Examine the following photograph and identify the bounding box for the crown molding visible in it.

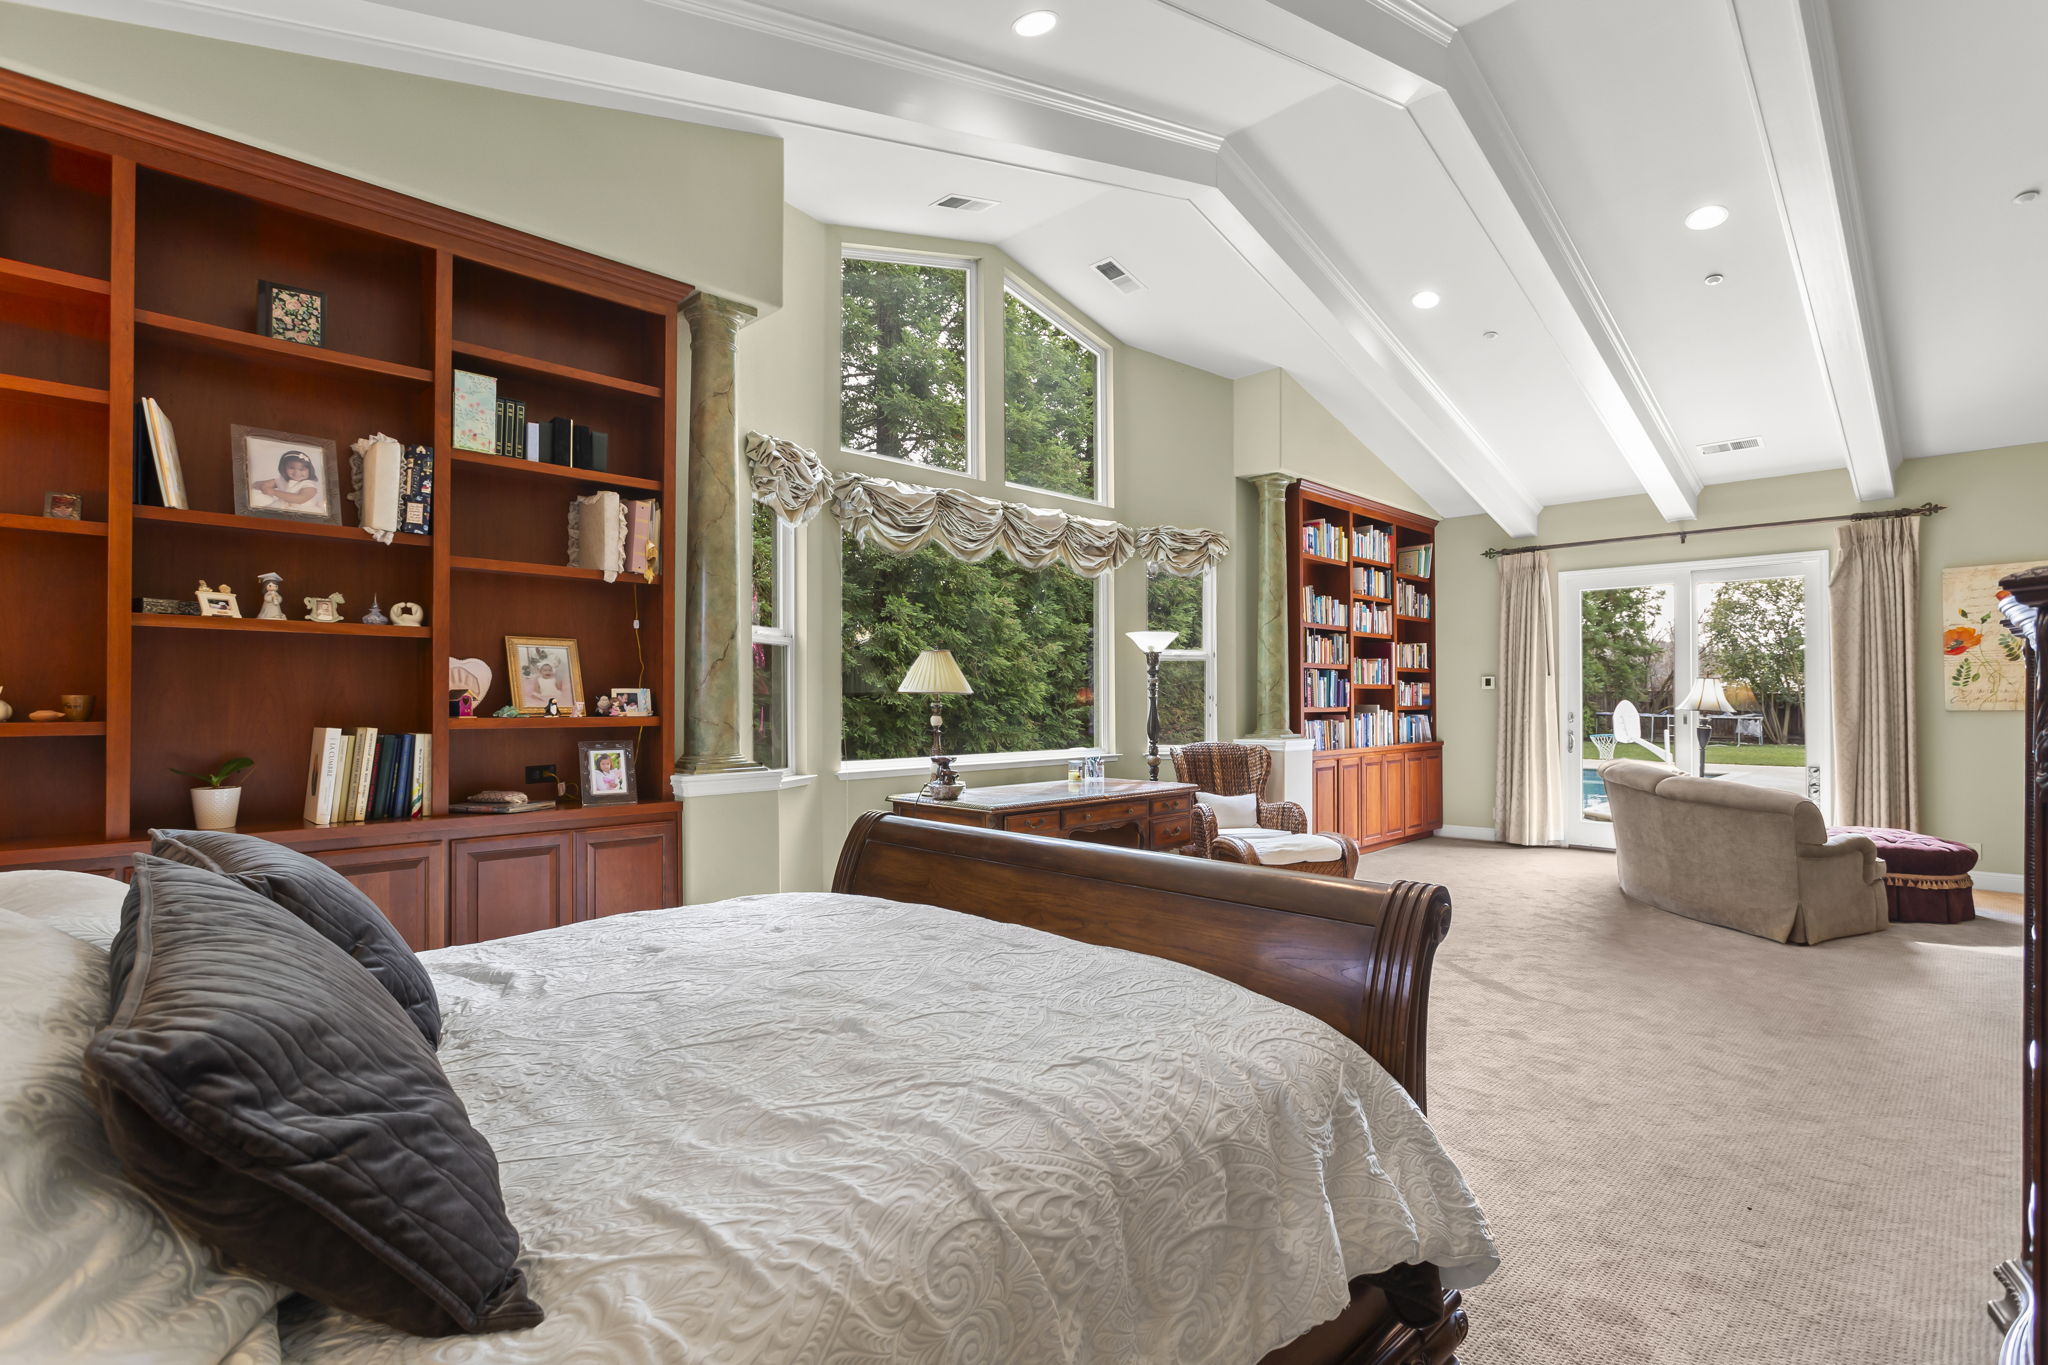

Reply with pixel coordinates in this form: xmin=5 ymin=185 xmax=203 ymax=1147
xmin=1368 ymin=0 xmax=1460 ymax=46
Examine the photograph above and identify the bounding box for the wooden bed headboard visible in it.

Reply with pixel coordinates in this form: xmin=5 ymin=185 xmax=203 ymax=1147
xmin=833 ymin=813 xmax=1453 ymax=1110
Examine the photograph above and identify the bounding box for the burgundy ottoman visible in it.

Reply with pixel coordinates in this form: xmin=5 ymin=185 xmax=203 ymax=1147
xmin=1827 ymin=826 xmax=1977 ymax=923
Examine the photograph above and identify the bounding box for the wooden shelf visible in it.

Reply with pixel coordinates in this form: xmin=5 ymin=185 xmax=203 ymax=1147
xmin=0 ymin=371 xmax=108 ymax=406
xmin=1395 ymin=613 xmax=1433 ymax=623
xmin=1396 ymin=571 xmax=1431 ymax=582
xmin=135 ymin=505 xmax=433 ymax=548
xmin=451 ymin=555 xmax=654 ymax=584
xmin=0 ymin=255 xmax=109 ymax=303
xmin=1354 ymin=630 xmax=1394 ymax=640
xmin=450 ymin=450 xmax=661 ymax=492
xmin=451 ymin=339 xmax=662 ymax=397
xmin=137 ymin=310 xmax=433 ymax=382
xmin=1303 ymin=705 xmax=1349 ymax=714
xmin=450 ymin=715 xmax=659 ymax=730
xmin=1354 ymin=594 xmax=1392 ymax=604
xmin=0 ymin=722 xmax=105 ymax=738
xmin=1306 ymin=622 xmax=1348 ymax=632
xmin=0 ymin=511 xmax=107 ymax=537
xmin=133 ymin=613 xmax=430 ymax=640
xmin=1301 ymin=551 xmax=1348 ymax=566
xmin=1353 ymin=557 xmax=1392 ymax=568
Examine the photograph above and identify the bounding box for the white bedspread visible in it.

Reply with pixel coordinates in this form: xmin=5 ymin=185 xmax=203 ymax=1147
xmin=273 ymin=891 xmax=1495 ymax=1365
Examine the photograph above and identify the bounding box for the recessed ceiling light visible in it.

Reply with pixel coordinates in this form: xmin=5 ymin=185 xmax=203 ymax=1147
xmin=1012 ymin=10 xmax=1057 ymax=36
xmin=1411 ymin=290 xmax=1441 ymax=309
xmin=1685 ymin=204 xmax=1730 ymax=230
xmin=1482 ymin=330 xmax=1499 ymax=340
xmin=2017 ymin=189 xmax=2042 ymax=204
xmin=1704 ymin=273 xmax=1726 ymax=286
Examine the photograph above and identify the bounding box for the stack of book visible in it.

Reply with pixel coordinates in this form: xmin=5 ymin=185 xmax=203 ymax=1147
xmin=1304 ymin=631 xmax=1349 ymax=665
xmin=1305 ymin=717 xmax=1350 ymax=752
xmin=1354 ymin=656 xmax=1391 ymax=685
xmin=1354 ymin=706 xmax=1397 ymax=748
xmin=454 ymin=370 xmax=609 ymax=471
xmin=304 ymin=727 xmax=431 ymax=825
xmin=1355 ymin=524 xmax=1392 ymax=563
xmin=1302 ymin=519 xmax=1349 ymax=559
xmin=352 ymin=439 xmax=433 ymax=538
xmin=1395 ymin=582 xmax=1432 ymax=619
xmin=1400 ymin=712 xmax=1435 ymax=743
xmin=568 ymin=493 xmax=662 ymax=578
xmin=1398 ymin=680 xmax=1433 ymax=707
xmin=1355 ymin=601 xmax=1393 ymax=634
xmin=1353 ymin=564 xmax=1392 ymax=599
xmin=1304 ymin=670 xmax=1351 ymax=709
xmin=1303 ymin=589 xmax=1348 ymax=628
xmin=1396 ymin=641 xmax=1430 ymax=669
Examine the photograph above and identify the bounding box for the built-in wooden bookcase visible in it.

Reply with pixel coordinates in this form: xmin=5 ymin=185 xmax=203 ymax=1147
xmin=1286 ymin=480 xmax=1443 ymax=850
xmin=0 ymin=72 xmax=686 ymax=939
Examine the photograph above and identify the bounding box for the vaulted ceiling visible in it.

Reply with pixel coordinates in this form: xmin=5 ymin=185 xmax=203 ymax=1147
xmin=41 ymin=0 xmax=2044 ymax=533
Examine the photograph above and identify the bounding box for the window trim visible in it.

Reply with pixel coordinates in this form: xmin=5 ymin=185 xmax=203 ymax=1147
xmin=1154 ymin=565 xmax=1218 ymax=744
xmin=1000 ymin=278 xmax=1112 ymax=506
xmin=750 ymin=505 xmax=797 ymax=773
xmin=838 ymin=245 xmax=981 ymax=479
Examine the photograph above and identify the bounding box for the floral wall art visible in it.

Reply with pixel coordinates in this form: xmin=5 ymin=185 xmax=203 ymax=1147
xmin=1940 ymin=562 xmax=2032 ymax=711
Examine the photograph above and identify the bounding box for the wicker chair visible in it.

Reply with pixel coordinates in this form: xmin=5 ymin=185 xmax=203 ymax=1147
xmin=1170 ymin=742 xmax=1308 ymax=858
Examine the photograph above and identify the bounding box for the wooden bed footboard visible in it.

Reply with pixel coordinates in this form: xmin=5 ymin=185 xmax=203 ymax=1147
xmin=833 ymin=812 xmax=1453 ymax=1110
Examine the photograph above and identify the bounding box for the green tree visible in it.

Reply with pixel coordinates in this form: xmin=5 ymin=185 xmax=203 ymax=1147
xmin=750 ymin=502 xmax=776 ymax=628
xmin=840 ymin=258 xmax=968 ymax=469
xmin=1700 ymin=577 xmax=1805 ymax=744
xmin=841 ymin=539 xmax=1096 ymax=761
xmin=1004 ymin=291 xmax=1097 ymax=497
xmin=1146 ymin=568 xmax=1206 ymax=746
xmin=1580 ymin=585 xmax=1669 ymax=739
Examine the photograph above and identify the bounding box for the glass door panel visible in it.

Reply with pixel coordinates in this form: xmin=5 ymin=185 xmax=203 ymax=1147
xmin=1690 ymin=573 xmax=1813 ymax=801
xmin=1572 ymin=584 xmax=1675 ymax=839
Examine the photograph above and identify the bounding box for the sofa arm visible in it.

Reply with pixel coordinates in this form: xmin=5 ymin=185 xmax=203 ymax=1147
xmin=1800 ymin=832 xmax=1885 ymax=883
xmin=1260 ymin=800 xmax=1308 ymax=835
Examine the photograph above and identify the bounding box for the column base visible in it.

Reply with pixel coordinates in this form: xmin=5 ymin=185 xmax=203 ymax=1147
xmin=673 ymin=754 xmax=764 ymax=776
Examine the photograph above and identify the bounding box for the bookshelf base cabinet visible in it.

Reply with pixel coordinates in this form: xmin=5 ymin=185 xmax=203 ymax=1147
xmin=1313 ymin=743 xmax=1443 ymax=850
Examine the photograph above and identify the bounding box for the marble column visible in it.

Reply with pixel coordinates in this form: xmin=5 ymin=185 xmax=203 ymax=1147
xmin=1245 ymin=472 xmax=1299 ymax=738
xmin=676 ymin=291 xmax=762 ymax=775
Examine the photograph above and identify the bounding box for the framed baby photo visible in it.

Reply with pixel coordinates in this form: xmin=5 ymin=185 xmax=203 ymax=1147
xmin=231 ymin=426 xmax=341 ymax=524
xmin=578 ymin=739 xmax=638 ymax=805
xmin=257 ymin=280 xmax=325 ymax=347
xmin=504 ymin=635 xmax=585 ymax=716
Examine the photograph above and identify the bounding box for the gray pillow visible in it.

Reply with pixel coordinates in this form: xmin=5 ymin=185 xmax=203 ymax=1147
xmin=149 ymin=830 xmax=440 ymax=1047
xmin=88 ymin=855 xmax=541 ymax=1338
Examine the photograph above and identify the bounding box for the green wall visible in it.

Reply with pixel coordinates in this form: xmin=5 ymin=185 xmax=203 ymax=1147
xmin=1437 ymin=444 xmax=2048 ymax=876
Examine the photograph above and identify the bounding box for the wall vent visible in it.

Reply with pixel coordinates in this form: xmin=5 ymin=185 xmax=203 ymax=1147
xmin=1092 ymin=257 xmax=1144 ymax=294
xmin=931 ymin=193 xmax=996 ymax=212
xmin=1697 ymin=435 xmax=1763 ymax=456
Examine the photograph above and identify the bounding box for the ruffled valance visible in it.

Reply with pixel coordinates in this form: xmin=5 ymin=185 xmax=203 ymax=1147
xmin=743 ymin=432 xmax=1229 ymax=577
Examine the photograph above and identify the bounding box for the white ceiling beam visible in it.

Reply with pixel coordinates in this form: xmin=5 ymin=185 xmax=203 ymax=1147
xmin=1726 ymin=0 xmax=1898 ymax=502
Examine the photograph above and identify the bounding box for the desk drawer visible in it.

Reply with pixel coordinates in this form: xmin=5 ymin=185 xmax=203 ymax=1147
xmin=1002 ymin=810 xmax=1063 ymax=835
xmin=1150 ymin=816 xmax=1193 ymax=849
xmin=1064 ymin=800 xmax=1148 ymax=828
xmin=1150 ymin=793 xmax=1192 ymax=816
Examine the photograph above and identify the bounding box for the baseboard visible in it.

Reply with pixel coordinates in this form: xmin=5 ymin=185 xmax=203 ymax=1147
xmin=1435 ymin=825 xmax=1499 ymax=843
xmin=1974 ymin=870 xmax=2024 ymax=895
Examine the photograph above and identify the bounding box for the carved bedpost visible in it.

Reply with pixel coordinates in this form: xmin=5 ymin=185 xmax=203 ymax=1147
xmin=1355 ymin=880 xmax=1452 ymax=1113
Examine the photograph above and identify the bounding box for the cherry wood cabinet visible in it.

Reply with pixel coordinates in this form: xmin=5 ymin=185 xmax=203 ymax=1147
xmin=574 ymin=820 xmax=676 ymax=920
xmin=1312 ymin=743 xmax=1444 ymax=851
xmin=451 ymin=829 xmax=573 ymax=945
xmin=318 ymin=840 xmax=446 ymax=951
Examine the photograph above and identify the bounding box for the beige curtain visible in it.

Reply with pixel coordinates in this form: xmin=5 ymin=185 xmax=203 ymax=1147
xmin=1494 ymin=551 xmax=1564 ymax=846
xmin=1831 ymin=517 xmax=1920 ymax=828
xmin=744 ymin=431 xmax=833 ymax=527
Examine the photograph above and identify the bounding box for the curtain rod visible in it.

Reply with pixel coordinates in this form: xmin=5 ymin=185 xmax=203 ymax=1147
xmin=1480 ymin=501 xmax=1945 ymax=560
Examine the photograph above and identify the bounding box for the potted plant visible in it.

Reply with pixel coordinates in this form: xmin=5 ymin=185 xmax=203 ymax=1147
xmin=174 ymin=757 xmax=254 ymax=830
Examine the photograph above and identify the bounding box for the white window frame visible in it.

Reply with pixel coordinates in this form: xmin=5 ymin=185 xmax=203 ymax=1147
xmin=838 ymin=245 xmax=981 ymax=479
xmin=1153 ymin=565 xmax=1217 ymax=744
xmin=750 ymin=505 xmax=797 ymax=773
xmin=1001 ymin=278 xmax=1112 ymax=506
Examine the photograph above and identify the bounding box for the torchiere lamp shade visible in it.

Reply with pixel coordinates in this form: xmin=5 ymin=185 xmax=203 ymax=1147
xmin=1125 ymin=630 xmax=1179 ymax=655
xmin=1677 ymin=678 xmax=1734 ymax=714
xmin=899 ymin=649 xmax=973 ymax=696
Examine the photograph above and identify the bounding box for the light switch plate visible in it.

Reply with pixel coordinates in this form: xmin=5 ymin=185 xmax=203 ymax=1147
xmin=1481 ymin=674 xmax=1497 ymax=690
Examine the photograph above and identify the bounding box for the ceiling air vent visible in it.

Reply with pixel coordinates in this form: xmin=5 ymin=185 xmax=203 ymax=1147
xmin=1697 ymin=436 xmax=1763 ymax=457
xmin=1092 ymin=257 xmax=1144 ymax=294
xmin=931 ymin=193 xmax=996 ymax=212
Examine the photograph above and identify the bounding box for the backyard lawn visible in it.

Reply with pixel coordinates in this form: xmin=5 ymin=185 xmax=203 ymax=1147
xmin=1583 ymin=742 xmax=1805 ymax=766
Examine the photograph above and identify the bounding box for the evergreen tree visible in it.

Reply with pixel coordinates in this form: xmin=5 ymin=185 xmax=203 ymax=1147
xmin=839 ymin=259 xmax=968 ymax=469
xmin=1146 ymin=568 xmax=1207 ymax=745
xmin=1579 ymin=585 xmax=1670 ymax=741
xmin=1003 ymin=292 xmax=1097 ymax=497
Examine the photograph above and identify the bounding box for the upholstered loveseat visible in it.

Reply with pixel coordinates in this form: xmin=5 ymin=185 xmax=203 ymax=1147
xmin=1600 ymin=760 xmax=1888 ymax=945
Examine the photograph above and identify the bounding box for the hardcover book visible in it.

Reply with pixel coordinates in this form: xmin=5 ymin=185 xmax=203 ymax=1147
xmin=452 ymin=370 xmax=497 ymax=453
xmin=547 ymin=416 xmax=575 ymax=466
xmin=399 ymin=446 xmax=433 ymax=535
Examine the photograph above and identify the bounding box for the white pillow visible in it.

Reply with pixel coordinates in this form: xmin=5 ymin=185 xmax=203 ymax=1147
xmin=0 ymin=907 xmax=283 ymax=1361
xmin=1196 ymin=791 xmax=1259 ymax=829
xmin=0 ymin=868 xmax=128 ymax=950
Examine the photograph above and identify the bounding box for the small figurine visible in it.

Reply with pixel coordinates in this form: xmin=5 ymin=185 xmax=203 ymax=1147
xmin=449 ymin=689 xmax=477 ymax=719
xmin=390 ymin=601 xmax=425 ymax=628
xmin=360 ymin=596 xmax=390 ymax=626
xmin=543 ymin=698 xmax=561 ymax=717
xmin=195 ymin=581 xmax=241 ymax=618
xmin=491 ymin=704 xmax=520 ymax=718
xmin=303 ymin=592 xmax=345 ymax=624
xmin=255 ymin=572 xmax=286 ymax=621
xmin=593 ymin=694 xmax=615 ymax=717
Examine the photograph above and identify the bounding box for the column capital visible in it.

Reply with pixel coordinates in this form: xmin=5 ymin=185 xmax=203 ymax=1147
xmin=682 ymin=291 xmax=757 ymax=333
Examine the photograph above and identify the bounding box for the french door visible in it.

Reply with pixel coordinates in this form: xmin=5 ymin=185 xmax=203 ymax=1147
xmin=1559 ymin=551 xmax=1830 ymax=849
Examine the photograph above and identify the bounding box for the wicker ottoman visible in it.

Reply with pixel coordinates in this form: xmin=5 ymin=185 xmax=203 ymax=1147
xmin=1827 ymin=826 xmax=1977 ymax=923
xmin=1211 ymin=831 xmax=1360 ymax=879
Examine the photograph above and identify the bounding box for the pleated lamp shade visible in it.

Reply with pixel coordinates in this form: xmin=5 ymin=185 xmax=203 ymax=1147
xmin=1677 ymin=677 xmax=1734 ymax=714
xmin=898 ymin=649 xmax=973 ymax=695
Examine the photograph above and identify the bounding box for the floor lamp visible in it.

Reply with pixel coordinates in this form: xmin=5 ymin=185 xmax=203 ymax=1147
xmin=1125 ymin=630 xmax=1179 ymax=781
xmin=1676 ymin=677 xmax=1733 ymax=777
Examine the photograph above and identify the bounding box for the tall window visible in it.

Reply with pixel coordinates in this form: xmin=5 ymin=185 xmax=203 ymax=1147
xmin=839 ymin=251 xmax=971 ymax=472
xmin=1147 ymin=565 xmax=1215 ymax=747
xmin=751 ymin=502 xmax=793 ymax=769
xmin=1004 ymin=285 xmax=1104 ymax=500
xmin=841 ymin=539 xmax=1099 ymax=762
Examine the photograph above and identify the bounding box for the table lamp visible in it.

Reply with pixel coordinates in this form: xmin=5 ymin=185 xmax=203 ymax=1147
xmin=899 ymin=649 xmax=972 ymax=800
xmin=1125 ymin=630 xmax=1179 ymax=781
xmin=1676 ymin=677 xmax=1733 ymax=777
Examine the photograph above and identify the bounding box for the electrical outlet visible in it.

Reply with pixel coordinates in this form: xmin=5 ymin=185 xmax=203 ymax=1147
xmin=525 ymin=764 xmax=558 ymax=785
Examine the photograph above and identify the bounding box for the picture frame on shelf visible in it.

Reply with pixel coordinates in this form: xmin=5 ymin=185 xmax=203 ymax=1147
xmin=504 ymin=635 xmax=584 ymax=716
xmin=139 ymin=397 xmax=188 ymax=510
xmin=194 ymin=581 xmax=241 ymax=618
xmin=609 ymin=687 xmax=654 ymax=717
xmin=42 ymin=491 xmax=81 ymax=520
xmin=578 ymin=739 xmax=637 ymax=805
xmin=256 ymin=280 xmax=325 ymax=347
xmin=232 ymin=426 xmax=341 ymax=524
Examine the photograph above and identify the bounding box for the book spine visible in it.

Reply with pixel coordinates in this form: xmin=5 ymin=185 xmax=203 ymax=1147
xmin=588 ymin=430 xmax=608 ymax=473
xmin=409 ymin=734 xmax=429 ymax=819
xmin=548 ymin=416 xmax=574 ymax=466
xmin=514 ymin=402 xmax=527 ymax=460
xmin=304 ymin=728 xmax=343 ymax=824
xmin=350 ymin=727 xmax=379 ymax=822
xmin=525 ymin=422 xmax=541 ymax=463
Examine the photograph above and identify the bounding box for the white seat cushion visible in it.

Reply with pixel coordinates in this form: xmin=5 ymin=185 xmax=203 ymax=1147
xmin=1219 ymin=828 xmax=1346 ymax=864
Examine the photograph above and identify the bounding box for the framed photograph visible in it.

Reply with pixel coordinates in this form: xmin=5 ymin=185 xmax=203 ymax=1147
xmin=257 ymin=280 xmax=325 ymax=347
xmin=608 ymin=687 xmax=655 ymax=717
xmin=42 ymin=491 xmax=82 ymax=520
xmin=232 ymin=426 xmax=341 ymax=525
xmin=504 ymin=635 xmax=584 ymax=716
xmin=578 ymin=739 xmax=637 ymax=805
xmin=195 ymin=582 xmax=241 ymax=618
xmin=140 ymin=397 xmax=188 ymax=510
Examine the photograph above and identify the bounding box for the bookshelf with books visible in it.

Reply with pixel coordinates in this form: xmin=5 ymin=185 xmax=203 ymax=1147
xmin=0 ymin=73 xmax=680 ymax=944
xmin=1286 ymin=480 xmax=1442 ymax=851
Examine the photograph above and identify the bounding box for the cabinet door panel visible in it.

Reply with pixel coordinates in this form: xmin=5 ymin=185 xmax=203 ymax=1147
xmin=1313 ymin=759 xmax=1339 ymax=837
xmin=315 ymin=841 xmax=446 ymax=951
xmin=574 ymin=821 xmax=676 ymax=920
xmin=451 ymin=831 xmax=571 ymax=945
xmin=1359 ymin=753 xmax=1386 ymax=839
xmin=1410 ymin=752 xmax=1442 ymax=832
xmin=1381 ymin=755 xmax=1409 ymax=841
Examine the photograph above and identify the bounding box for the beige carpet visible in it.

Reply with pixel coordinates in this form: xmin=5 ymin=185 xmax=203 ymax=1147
xmin=1352 ymin=838 xmax=2020 ymax=1365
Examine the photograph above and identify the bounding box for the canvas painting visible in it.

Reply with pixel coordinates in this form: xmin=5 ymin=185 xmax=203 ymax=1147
xmin=1941 ymin=561 xmax=2032 ymax=710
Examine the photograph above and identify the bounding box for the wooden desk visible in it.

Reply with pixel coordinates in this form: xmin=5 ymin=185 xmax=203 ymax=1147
xmin=888 ymin=779 xmax=1197 ymax=853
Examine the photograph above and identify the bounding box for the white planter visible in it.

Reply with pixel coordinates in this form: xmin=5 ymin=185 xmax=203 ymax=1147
xmin=190 ymin=787 xmax=242 ymax=831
